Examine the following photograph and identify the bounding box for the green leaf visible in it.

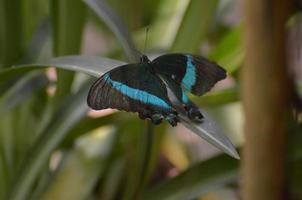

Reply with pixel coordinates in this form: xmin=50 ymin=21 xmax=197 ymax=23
xmin=99 ymin=157 xmax=125 ymax=200
xmin=208 ymin=27 xmax=243 ymax=73
xmin=196 ymin=87 xmax=239 ymax=107
xmin=8 ymin=81 xmax=91 ymax=200
xmin=179 ymin=107 xmax=239 ymax=159
xmin=51 ymin=0 xmax=87 ymax=102
xmin=0 ymin=72 xmax=48 ymax=114
xmin=121 ymin=121 xmax=166 ymax=200
xmin=143 ymin=153 xmax=239 ymax=200
xmin=171 ymin=0 xmax=219 ymax=53
xmin=0 ymin=0 xmax=23 ymax=68
xmin=0 ymin=56 xmax=125 ymax=86
xmin=22 ymin=20 xmax=52 ymax=64
xmin=40 ymin=127 xmax=116 ymax=200
xmin=146 ymin=0 xmax=190 ymax=49
xmin=62 ymin=114 xmax=117 ymax=147
xmin=84 ymin=0 xmax=140 ymax=62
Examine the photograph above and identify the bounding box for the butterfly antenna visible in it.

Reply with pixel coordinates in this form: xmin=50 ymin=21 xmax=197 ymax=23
xmin=143 ymin=27 xmax=149 ymax=55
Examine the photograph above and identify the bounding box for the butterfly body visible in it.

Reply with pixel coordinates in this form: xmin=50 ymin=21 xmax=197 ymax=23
xmin=87 ymin=53 xmax=226 ymax=126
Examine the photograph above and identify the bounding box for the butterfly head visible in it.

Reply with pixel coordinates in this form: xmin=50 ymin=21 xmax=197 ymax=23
xmin=140 ymin=55 xmax=150 ymax=63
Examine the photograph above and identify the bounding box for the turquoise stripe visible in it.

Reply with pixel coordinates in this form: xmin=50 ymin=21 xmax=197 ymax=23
xmin=181 ymin=91 xmax=189 ymax=103
xmin=182 ymin=55 xmax=196 ymax=90
xmin=104 ymin=74 xmax=171 ymax=109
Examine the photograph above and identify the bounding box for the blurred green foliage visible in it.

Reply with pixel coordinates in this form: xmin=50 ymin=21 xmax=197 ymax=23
xmin=0 ymin=0 xmax=301 ymax=200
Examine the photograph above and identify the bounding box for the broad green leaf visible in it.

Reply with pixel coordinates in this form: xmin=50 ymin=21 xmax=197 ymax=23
xmin=0 ymin=56 xmax=125 ymax=86
xmin=167 ymin=86 xmax=239 ymax=159
xmin=171 ymin=0 xmax=219 ymax=53
xmin=142 ymin=153 xmax=239 ymax=200
xmin=179 ymin=108 xmax=239 ymax=159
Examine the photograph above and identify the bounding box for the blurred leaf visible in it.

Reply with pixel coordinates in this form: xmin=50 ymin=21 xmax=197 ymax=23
xmin=147 ymin=0 xmax=190 ymax=49
xmin=140 ymin=123 xmax=167 ymax=187
xmin=40 ymin=127 xmax=115 ymax=200
xmin=62 ymin=114 xmax=117 ymax=146
xmin=209 ymin=27 xmax=243 ymax=73
xmin=141 ymin=0 xmax=162 ymax=24
xmin=196 ymin=87 xmax=239 ymax=107
xmin=84 ymin=0 xmax=140 ymax=62
xmin=0 ymin=112 xmax=14 ymax=199
xmin=21 ymin=0 xmax=49 ymax=47
xmin=51 ymin=0 xmax=87 ymax=103
xmin=171 ymin=0 xmax=219 ymax=53
xmin=8 ymin=81 xmax=91 ymax=200
xmin=288 ymin=121 xmax=302 ymax=199
xmin=22 ymin=20 xmax=52 ymax=63
xmin=99 ymin=157 xmax=125 ymax=200
xmin=179 ymin=108 xmax=239 ymax=159
xmin=143 ymin=153 xmax=239 ymax=200
xmin=0 ymin=0 xmax=23 ymax=68
xmin=107 ymin=0 xmax=143 ymax=30
xmin=162 ymin=131 xmax=189 ymax=169
xmin=0 ymin=55 xmax=126 ymax=86
xmin=0 ymin=72 xmax=48 ymax=114
xmin=123 ymin=122 xmax=166 ymax=199
xmin=118 ymin=119 xmax=146 ymax=200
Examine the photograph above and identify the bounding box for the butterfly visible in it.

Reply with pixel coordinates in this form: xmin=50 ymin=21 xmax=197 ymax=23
xmin=87 ymin=53 xmax=226 ymax=126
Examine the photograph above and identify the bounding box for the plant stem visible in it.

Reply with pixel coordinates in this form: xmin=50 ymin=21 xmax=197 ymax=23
xmin=241 ymin=0 xmax=294 ymax=199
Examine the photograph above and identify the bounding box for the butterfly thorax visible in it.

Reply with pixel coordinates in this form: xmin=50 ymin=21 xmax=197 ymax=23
xmin=140 ymin=55 xmax=151 ymax=63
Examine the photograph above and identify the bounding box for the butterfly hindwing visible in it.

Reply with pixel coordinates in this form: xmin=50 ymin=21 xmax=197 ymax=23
xmin=151 ymin=53 xmax=227 ymax=96
xmin=161 ymin=74 xmax=203 ymax=121
xmin=87 ymin=64 xmax=179 ymax=126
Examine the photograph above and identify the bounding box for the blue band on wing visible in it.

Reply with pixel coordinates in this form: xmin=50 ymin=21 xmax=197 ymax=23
xmin=104 ymin=74 xmax=171 ymax=109
xmin=181 ymin=91 xmax=189 ymax=104
xmin=182 ymin=55 xmax=196 ymax=90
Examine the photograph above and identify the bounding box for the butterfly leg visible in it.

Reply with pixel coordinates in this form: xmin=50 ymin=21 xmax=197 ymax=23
xmin=150 ymin=113 xmax=163 ymax=125
xmin=165 ymin=112 xmax=179 ymax=127
xmin=184 ymin=104 xmax=204 ymax=121
xmin=138 ymin=110 xmax=150 ymax=120
xmin=180 ymin=90 xmax=203 ymax=121
xmin=162 ymin=77 xmax=203 ymax=121
xmin=139 ymin=110 xmax=164 ymax=125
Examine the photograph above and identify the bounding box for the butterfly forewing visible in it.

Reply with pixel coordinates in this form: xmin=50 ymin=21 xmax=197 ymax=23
xmin=151 ymin=53 xmax=227 ymax=96
xmin=87 ymin=64 xmax=175 ymax=118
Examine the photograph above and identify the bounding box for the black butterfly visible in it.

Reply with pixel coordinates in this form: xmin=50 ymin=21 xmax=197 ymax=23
xmin=87 ymin=53 xmax=226 ymax=126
